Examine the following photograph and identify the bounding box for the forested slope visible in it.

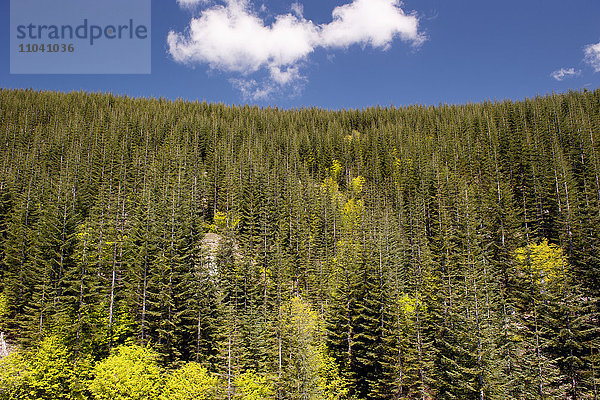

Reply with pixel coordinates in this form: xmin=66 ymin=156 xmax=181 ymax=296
xmin=0 ymin=88 xmax=600 ymax=399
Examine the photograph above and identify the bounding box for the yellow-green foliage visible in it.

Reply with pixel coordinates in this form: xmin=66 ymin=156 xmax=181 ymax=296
xmin=514 ymin=239 xmax=567 ymax=287
xmin=0 ymin=293 xmax=8 ymax=329
xmin=343 ymin=130 xmax=361 ymax=144
xmin=281 ymin=297 xmax=322 ymax=399
xmin=320 ymin=159 xmax=345 ymax=212
xmin=322 ymin=176 xmax=339 ymax=195
xmin=315 ymin=345 xmax=348 ymax=400
xmin=398 ymin=293 xmax=425 ymax=315
xmin=330 ymin=159 xmax=343 ymax=180
xmin=350 ymin=176 xmax=365 ymax=197
xmin=233 ymin=371 xmax=274 ymax=400
xmin=89 ymin=345 xmax=160 ymax=400
xmin=321 ymin=177 xmax=345 ymax=211
xmin=284 ymin=296 xmax=320 ymax=337
xmin=214 ymin=211 xmax=228 ymax=231
xmin=0 ymin=336 xmax=86 ymax=400
xmin=210 ymin=210 xmax=240 ymax=233
xmin=0 ymin=352 xmax=28 ymax=400
xmin=281 ymin=297 xmax=347 ymax=400
xmin=342 ymin=198 xmax=363 ymax=232
xmin=27 ymin=337 xmax=83 ymax=400
xmin=160 ymin=363 xmax=221 ymax=400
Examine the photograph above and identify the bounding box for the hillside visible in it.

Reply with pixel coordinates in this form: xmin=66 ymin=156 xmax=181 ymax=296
xmin=0 ymin=88 xmax=599 ymax=399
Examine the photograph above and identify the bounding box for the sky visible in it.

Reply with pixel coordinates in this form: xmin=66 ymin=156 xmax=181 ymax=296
xmin=2 ymin=0 xmax=600 ymax=109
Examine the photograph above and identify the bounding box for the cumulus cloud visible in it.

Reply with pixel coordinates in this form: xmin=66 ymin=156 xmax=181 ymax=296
xmin=168 ymin=0 xmax=424 ymax=99
xmin=320 ymin=0 xmax=423 ymax=49
xmin=551 ymin=67 xmax=581 ymax=81
xmin=168 ymin=3 xmax=318 ymax=74
xmin=584 ymin=42 xmax=600 ymax=72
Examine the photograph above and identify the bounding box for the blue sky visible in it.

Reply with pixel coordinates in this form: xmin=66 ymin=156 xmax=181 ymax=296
xmin=2 ymin=0 xmax=600 ymax=109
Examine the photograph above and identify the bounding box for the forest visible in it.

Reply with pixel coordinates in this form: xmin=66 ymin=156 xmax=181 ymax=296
xmin=0 ymin=88 xmax=599 ymax=399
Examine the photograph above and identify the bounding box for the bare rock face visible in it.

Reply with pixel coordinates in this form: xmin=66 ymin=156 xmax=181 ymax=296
xmin=0 ymin=332 xmax=11 ymax=358
xmin=202 ymin=232 xmax=222 ymax=254
xmin=202 ymin=232 xmax=222 ymax=277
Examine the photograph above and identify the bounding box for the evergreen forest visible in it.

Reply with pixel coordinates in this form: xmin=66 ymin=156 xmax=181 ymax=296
xmin=1 ymin=88 xmax=600 ymax=399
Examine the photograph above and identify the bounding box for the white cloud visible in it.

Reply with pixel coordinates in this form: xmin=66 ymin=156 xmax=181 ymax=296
xmin=551 ymin=67 xmax=581 ymax=81
xmin=176 ymin=0 xmax=211 ymax=8
xmin=168 ymin=2 xmax=318 ymax=75
xmin=230 ymin=73 xmax=304 ymax=100
xmin=290 ymin=2 xmax=303 ymax=18
xmin=230 ymin=78 xmax=276 ymax=100
xmin=584 ymin=42 xmax=600 ymax=72
xmin=269 ymin=65 xmax=302 ymax=85
xmin=321 ymin=0 xmax=424 ymax=49
xmin=168 ymin=0 xmax=424 ymax=98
